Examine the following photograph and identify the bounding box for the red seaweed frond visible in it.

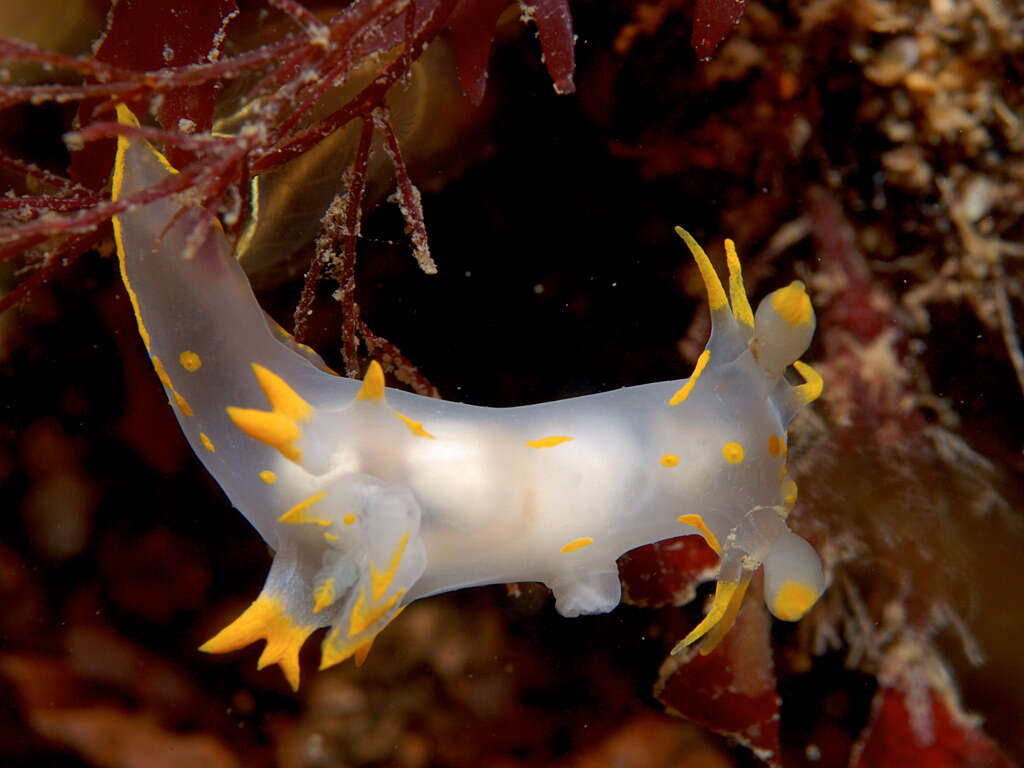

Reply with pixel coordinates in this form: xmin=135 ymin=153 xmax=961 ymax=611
xmin=0 ymin=0 xmax=577 ymax=344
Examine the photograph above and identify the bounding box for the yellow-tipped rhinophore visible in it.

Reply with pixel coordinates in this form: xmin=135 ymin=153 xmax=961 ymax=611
xmin=676 ymin=227 xmax=727 ymax=312
xmin=724 ymin=239 xmax=754 ymax=329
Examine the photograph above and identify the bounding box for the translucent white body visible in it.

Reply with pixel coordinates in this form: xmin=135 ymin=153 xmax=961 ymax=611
xmin=111 ymin=106 xmax=826 ymax=689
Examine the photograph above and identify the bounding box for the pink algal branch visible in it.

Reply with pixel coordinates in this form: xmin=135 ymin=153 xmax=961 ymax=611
xmin=0 ymin=229 xmax=107 ymax=313
xmin=1 ymin=0 xmax=577 ymax=321
xmin=295 ymin=118 xmax=375 ymax=375
xmin=375 ymin=107 xmax=435 ymax=274
xmin=0 ymin=0 xmax=576 ymax=397
xmin=357 ymin=316 xmax=442 ymax=398
xmin=292 ymin=109 xmax=439 ymax=397
xmin=253 ymin=0 xmax=461 ymax=170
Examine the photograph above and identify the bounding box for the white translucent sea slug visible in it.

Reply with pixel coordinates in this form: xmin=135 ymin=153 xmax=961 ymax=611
xmin=111 ymin=104 xmax=826 ymax=690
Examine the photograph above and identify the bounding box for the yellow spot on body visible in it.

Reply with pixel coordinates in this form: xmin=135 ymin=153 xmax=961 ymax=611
xmin=525 ymin=435 xmax=574 ymax=449
xmin=227 ymin=407 xmax=301 ymax=461
xmin=313 ymin=578 xmax=336 ymax=614
xmin=782 ymin=479 xmax=798 ymax=507
xmin=199 ymin=594 xmax=313 ymax=692
xmin=725 ymin=239 xmax=754 ymax=329
xmin=768 ymin=434 xmax=781 ymax=458
xmin=770 ymin=281 xmax=813 ymax=326
xmin=200 ymin=433 xmax=214 ymax=452
xmin=343 ymin=513 xmax=356 ymax=525
xmin=279 ymin=492 xmax=330 ymax=526
xmin=772 ymin=579 xmax=819 ymax=621
xmin=356 ymin=360 xmax=385 ymax=401
xmin=780 ymin=465 xmax=788 ymax=482
xmin=660 ymin=453 xmax=680 ymax=467
xmin=151 ymin=357 xmax=193 ymax=417
xmin=179 ymin=350 xmax=202 ymax=372
xmin=677 ymin=514 xmax=722 ymax=554
xmin=676 ymin=227 xmax=727 ymax=311
xmin=670 ymin=349 xmax=711 ymax=406
xmin=324 ymin=532 xmax=339 ymax=541
xmin=793 ymin=360 xmax=823 ymax=404
xmin=394 ymin=411 xmax=435 ymax=439
xmin=722 ymin=441 xmax=744 ymax=463
xmin=560 ymin=537 xmax=594 ymax=553
xmin=260 ymin=470 xmax=277 ymax=484
xmin=370 ymin=533 xmax=408 ymax=601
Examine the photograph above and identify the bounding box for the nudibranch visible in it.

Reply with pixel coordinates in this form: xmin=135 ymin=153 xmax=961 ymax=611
xmin=111 ymin=104 xmax=826 ymax=690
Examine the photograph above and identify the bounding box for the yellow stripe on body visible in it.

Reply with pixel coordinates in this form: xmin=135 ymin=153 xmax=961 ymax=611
xmin=669 ymin=350 xmax=710 ymax=406
xmin=560 ymin=537 xmax=594 ymax=553
xmin=278 ymin=492 xmax=330 ymax=525
xmin=525 ymin=435 xmax=573 ymax=449
xmin=677 ymin=514 xmax=722 ymax=553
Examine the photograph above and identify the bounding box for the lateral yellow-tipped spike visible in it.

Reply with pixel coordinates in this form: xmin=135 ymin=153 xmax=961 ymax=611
xmin=698 ymin=572 xmax=751 ymax=655
xmin=226 ymin=407 xmax=302 ymax=461
xmin=792 ymin=360 xmax=823 ymax=404
xmin=724 ymin=239 xmax=754 ymax=329
xmin=353 ymin=638 xmax=374 ymax=667
xmin=671 ymin=579 xmax=738 ymax=654
xmin=252 ymin=364 xmax=312 ymax=422
xmin=356 ymin=360 xmax=386 ymax=402
xmin=200 ymin=595 xmax=314 ymax=692
xmin=675 ymin=227 xmax=727 ymax=312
